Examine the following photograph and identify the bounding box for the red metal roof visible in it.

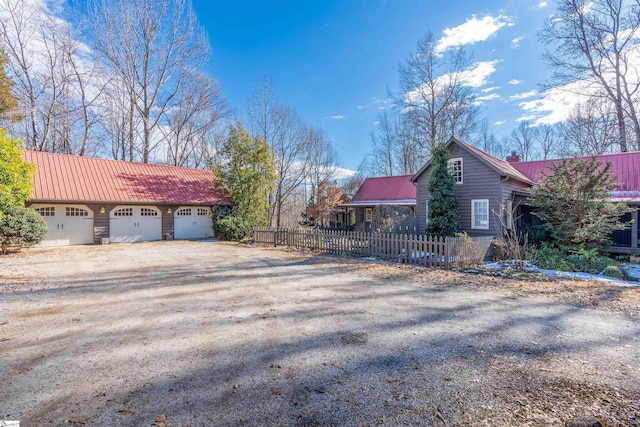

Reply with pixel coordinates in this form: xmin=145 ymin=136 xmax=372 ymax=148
xmin=23 ymin=150 xmax=231 ymax=205
xmin=511 ymin=152 xmax=640 ymax=192
xmin=346 ymin=174 xmax=416 ymax=205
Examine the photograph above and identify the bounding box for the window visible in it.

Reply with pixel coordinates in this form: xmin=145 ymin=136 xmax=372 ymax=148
xmin=365 ymin=208 xmax=373 ymax=222
xmin=336 ymin=213 xmax=344 ymax=226
xmin=176 ymin=208 xmax=192 ymax=216
xmin=471 ymin=199 xmax=489 ymax=230
xmin=114 ymin=208 xmax=133 ymax=217
xmin=66 ymin=207 xmax=88 ymax=217
xmin=35 ymin=206 xmax=55 ymax=216
xmin=140 ymin=208 xmax=158 ymax=217
xmin=447 ymin=158 xmax=463 ymax=184
xmin=197 ymin=208 xmax=209 ymax=216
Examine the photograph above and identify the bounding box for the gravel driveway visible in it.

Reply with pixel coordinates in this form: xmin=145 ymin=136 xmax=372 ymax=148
xmin=1 ymin=241 xmax=639 ymax=426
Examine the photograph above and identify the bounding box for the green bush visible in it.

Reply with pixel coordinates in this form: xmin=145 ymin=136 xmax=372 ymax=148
xmin=0 ymin=206 xmax=48 ymax=253
xmin=601 ymin=265 xmax=631 ymax=281
xmin=566 ymin=249 xmax=611 ymax=274
xmin=213 ymin=215 xmax=252 ymax=242
xmin=533 ymin=244 xmax=572 ymax=271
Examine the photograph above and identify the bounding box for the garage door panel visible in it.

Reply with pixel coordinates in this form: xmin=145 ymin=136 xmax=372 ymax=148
xmin=32 ymin=204 xmax=94 ymax=246
xmin=109 ymin=206 xmax=162 ymax=243
xmin=174 ymin=206 xmax=213 ymax=239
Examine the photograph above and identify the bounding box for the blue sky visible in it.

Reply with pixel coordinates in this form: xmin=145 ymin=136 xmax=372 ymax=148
xmin=193 ymin=0 xmax=556 ymax=171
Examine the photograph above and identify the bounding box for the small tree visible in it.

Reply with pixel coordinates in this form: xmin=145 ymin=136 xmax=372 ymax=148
xmin=426 ymin=142 xmax=458 ymax=236
xmin=307 ymin=179 xmax=341 ymax=227
xmin=213 ymin=123 xmax=276 ymax=240
xmin=0 ymin=128 xmax=35 ymax=213
xmin=0 ymin=206 xmax=47 ymax=253
xmin=529 ymin=157 xmax=631 ymax=251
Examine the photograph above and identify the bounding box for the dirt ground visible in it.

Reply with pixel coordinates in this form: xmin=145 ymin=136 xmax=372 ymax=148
xmin=1 ymin=241 xmax=639 ymax=427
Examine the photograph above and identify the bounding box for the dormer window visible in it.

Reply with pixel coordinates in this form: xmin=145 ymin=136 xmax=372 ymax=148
xmin=447 ymin=158 xmax=463 ymax=184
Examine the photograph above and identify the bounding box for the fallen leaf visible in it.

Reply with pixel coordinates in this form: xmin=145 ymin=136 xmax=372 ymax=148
xmin=271 ymin=363 xmax=282 ymax=369
xmin=314 ymin=386 xmax=327 ymax=394
xmin=68 ymin=415 xmax=88 ymax=425
xmin=153 ymin=414 xmax=170 ymax=427
xmin=118 ymin=408 xmax=134 ymax=414
xmin=332 ymin=362 xmax=343 ymax=369
xmin=233 ymin=380 xmax=243 ymax=392
xmin=387 ymin=377 xmax=400 ymax=383
xmin=271 ymin=387 xmax=283 ymax=395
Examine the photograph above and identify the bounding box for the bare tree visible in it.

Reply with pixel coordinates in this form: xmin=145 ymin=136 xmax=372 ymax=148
xmin=161 ymin=73 xmax=228 ymax=167
xmin=509 ymin=121 xmax=539 ymax=161
xmin=558 ymin=100 xmax=618 ymax=156
xmin=396 ymin=32 xmax=479 ymax=161
xmin=248 ymin=77 xmax=312 ymax=227
xmin=0 ymin=0 xmax=106 ymax=155
xmin=90 ymin=0 xmax=209 ymax=162
xmin=540 ymin=0 xmax=640 ymax=152
xmin=369 ymin=111 xmax=398 ymax=176
xmin=536 ymin=124 xmax=558 ymax=160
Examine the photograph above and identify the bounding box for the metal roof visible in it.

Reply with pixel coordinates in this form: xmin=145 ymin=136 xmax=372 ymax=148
xmin=511 ymin=152 xmax=640 ymax=192
xmin=349 ymin=174 xmax=416 ymax=204
xmin=24 ymin=150 xmax=231 ymax=205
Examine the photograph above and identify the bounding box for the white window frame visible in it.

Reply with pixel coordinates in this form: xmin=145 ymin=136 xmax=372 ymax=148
xmin=365 ymin=208 xmax=373 ymax=222
xmin=471 ymin=199 xmax=489 ymax=230
xmin=447 ymin=157 xmax=463 ymax=184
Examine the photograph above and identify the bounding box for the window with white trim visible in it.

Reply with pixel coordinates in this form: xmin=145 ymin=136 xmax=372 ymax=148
xmin=114 ymin=207 xmax=133 ymax=217
xmin=35 ymin=206 xmax=55 ymax=216
xmin=66 ymin=207 xmax=88 ymax=217
xmin=140 ymin=208 xmax=158 ymax=217
xmin=365 ymin=208 xmax=373 ymax=222
xmin=471 ymin=199 xmax=489 ymax=230
xmin=197 ymin=208 xmax=209 ymax=216
xmin=447 ymin=157 xmax=463 ymax=184
xmin=176 ymin=208 xmax=192 ymax=216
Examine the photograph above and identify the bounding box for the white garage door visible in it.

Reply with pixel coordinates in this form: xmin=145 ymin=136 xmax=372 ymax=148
xmin=174 ymin=206 xmax=213 ymax=240
xmin=109 ymin=206 xmax=162 ymax=243
xmin=32 ymin=204 xmax=94 ymax=246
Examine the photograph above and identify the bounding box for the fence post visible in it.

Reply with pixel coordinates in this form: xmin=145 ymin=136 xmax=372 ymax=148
xmin=444 ymin=237 xmax=450 ymax=269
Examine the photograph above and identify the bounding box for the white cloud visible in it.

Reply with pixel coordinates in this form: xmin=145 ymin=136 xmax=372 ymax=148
xmin=436 ymin=15 xmax=514 ymax=53
xmin=460 ymin=60 xmax=499 ymax=87
xmin=481 ymin=86 xmax=500 ymax=93
xmin=330 ymin=115 xmax=346 ymax=120
xmin=332 ymin=166 xmax=357 ymax=180
xmin=511 ymin=36 xmax=524 ymax=48
xmin=516 ymin=81 xmax=588 ymax=124
xmin=494 ymin=120 xmax=506 ymax=125
xmin=508 ymin=79 xmax=523 ymax=85
xmin=356 ymin=105 xmax=368 ymax=109
xmin=476 ymin=93 xmax=500 ymax=102
xmin=515 ymin=45 xmax=640 ymax=125
xmin=405 ymin=60 xmax=499 ymax=105
xmin=536 ymin=1 xmax=548 ymax=8
xmin=509 ymin=90 xmax=537 ymax=100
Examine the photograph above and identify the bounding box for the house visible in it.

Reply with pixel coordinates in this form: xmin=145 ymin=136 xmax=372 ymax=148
xmin=23 ymin=150 xmax=231 ymax=246
xmin=411 ymin=136 xmax=640 ymax=253
xmin=338 ymin=174 xmax=417 ymax=232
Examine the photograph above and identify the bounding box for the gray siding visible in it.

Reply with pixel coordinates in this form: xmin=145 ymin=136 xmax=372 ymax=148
xmin=416 ymin=141 xmax=508 ymax=236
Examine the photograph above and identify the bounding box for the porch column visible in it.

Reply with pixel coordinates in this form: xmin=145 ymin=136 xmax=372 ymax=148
xmin=632 ymin=207 xmax=638 ymax=249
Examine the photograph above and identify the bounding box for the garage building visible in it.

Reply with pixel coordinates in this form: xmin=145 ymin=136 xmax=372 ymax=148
xmin=23 ymin=151 xmax=231 ymax=246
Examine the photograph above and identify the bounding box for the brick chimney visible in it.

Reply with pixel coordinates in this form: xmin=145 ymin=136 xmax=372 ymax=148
xmin=506 ymin=151 xmax=521 ymax=163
